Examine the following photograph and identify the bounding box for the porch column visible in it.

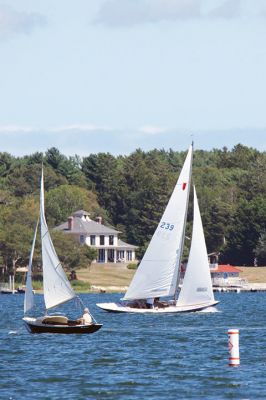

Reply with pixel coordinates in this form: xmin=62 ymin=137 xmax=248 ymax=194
xmin=105 ymin=249 xmax=108 ymax=263
xmin=114 ymin=250 xmax=117 ymax=264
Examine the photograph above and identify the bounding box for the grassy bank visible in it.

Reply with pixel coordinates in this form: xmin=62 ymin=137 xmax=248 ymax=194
xmin=239 ymin=266 xmax=266 ymax=283
xmin=75 ymin=264 xmax=266 ymax=292
xmin=77 ymin=263 xmax=135 ymax=291
xmin=30 ymin=264 xmax=266 ymax=293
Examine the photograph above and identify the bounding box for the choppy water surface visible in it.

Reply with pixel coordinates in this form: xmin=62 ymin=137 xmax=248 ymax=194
xmin=1 ymin=292 xmax=266 ymax=399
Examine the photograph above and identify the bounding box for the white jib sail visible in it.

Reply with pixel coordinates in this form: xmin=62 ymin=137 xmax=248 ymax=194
xmin=177 ymin=186 xmax=215 ymax=307
xmin=40 ymin=168 xmax=76 ymax=310
xmin=24 ymin=220 xmax=39 ymax=315
xmin=123 ymin=145 xmax=193 ymax=301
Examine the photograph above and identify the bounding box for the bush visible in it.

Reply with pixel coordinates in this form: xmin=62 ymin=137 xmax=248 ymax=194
xmin=127 ymin=263 xmax=138 ymax=270
xmin=70 ymin=279 xmax=91 ymax=291
xmin=32 ymin=280 xmax=43 ymax=290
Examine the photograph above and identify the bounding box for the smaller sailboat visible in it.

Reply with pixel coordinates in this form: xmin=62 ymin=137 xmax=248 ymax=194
xmin=97 ymin=144 xmax=218 ymax=313
xmin=23 ymin=167 xmax=102 ymax=334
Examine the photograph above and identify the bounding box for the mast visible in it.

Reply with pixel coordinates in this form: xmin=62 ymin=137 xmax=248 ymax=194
xmin=24 ymin=219 xmax=39 ymax=315
xmin=123 ymin=143 xmax=193 ymax=302
xmin=174 ymin=141 xmax=194 ymax=301
xmin=40 ymin=165 xmax=76 ymax=310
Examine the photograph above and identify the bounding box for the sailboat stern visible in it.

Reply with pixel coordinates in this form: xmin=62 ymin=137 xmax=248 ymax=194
xmin=173 ymin=299 xmax=219 ymax=312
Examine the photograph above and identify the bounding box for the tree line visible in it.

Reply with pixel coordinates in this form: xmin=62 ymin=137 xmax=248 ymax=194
xmin=0 ymin=144 xmax=266 ymax=278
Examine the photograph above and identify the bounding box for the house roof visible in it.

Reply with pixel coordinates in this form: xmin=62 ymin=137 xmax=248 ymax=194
xmin=55 ymin=214 xmax=120 ymax=235
xmin=211 ymin=264 xmax=242 ymax=273
xmin=117 ymin=239 xmax=138 ymax=249
xmin=73 ymin=210 xmax=90 ymax=217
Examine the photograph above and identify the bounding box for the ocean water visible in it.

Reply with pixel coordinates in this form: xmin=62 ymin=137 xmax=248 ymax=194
xmin=1 ymin=292 xmax=266 ymax=399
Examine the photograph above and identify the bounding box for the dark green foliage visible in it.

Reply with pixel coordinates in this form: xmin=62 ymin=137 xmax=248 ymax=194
xmin=255 ymin=232 xmax=266 ymax=266
xmin=0 ymin=144 xmax=265 ymax=268
xmin=45 ymin=184 xmax=105 ymax=225
xmin=221 ymin=197 xmax=266 ymax=265
xmin=51 ymin=231 xmax=97 ymax=270
xmin=82 ymin=152 xmax=122 ymax=217
xmin=0 ymin=152 xmax=15 ymax=178
xmin=0 ymin=197 xmax=39 ymax=274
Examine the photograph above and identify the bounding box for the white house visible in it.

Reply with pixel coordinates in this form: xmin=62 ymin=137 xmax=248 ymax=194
xmin=55 ymin=210 xmax=137 ymax=264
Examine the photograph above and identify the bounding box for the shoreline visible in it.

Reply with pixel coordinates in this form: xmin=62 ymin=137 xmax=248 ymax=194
xmin=5 ymin=264 xmax=266 ymax=295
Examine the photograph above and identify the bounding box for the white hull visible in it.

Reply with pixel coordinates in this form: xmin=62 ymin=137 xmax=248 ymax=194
xmin=96 ymin=300 xmax=219 ymax=313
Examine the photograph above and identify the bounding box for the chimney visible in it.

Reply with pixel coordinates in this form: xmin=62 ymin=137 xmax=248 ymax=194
xmin=95 ymin=216 xmax=102 ymax=224
xmin=68 ymin=216 xmax=74 ymax=230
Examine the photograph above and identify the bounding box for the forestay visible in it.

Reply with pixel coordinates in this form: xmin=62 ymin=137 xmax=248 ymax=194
xmin=24 ymin=220 xmax=39 ymax=315
xmin=123 ymin=145 xmax=193 ymax=301
xmin=177 ymin=186 xmax=214 ymax=307
xmin=40 ymin=168 xmax=76 ymax=310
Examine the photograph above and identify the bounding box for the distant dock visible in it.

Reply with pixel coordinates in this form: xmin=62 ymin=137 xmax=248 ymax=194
xmin=213 ymin=283 xmax=266 ymax=293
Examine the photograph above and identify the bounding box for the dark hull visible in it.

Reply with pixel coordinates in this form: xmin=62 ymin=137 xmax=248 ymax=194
xmin=24 ymin=321 xmax=102 ymax=334
xmin=0 ymin=290 xmax=16 ymax=294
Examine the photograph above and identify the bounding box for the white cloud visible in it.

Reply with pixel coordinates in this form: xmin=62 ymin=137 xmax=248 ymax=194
xmin=0 ymin=124 xmax=113 ymax=134
xmin=94 ymin=0 xmax=266 ymax=27
xmin=208 ymin=0 xmax=242 ymax=19
xmin=0 ymin=127 xmax=265 ymax=157
xmin=49 ymin=124 xmax=114 ymax=133
xmin=94 ymin=0 xmax=202 ymax=27
xmin=138 ymin=125 xmax=168 ymax=135
xmin=0 ymin=4 xmax=47 ymax=39
xmin=0 ymin=125 xmax=35 ymax=133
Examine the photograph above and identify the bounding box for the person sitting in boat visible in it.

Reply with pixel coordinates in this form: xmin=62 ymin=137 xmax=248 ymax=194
xmin=154 ymin=297 xmax=160 ymax=308
xmin=146 ymin=298 xmax=154 ymax=309
xmin=78 ymin=308 xmax=93 ymax=325
xmin=128 ymin=299 xmax=146 ymax=309
xmin=153 ymin=297 xmax=168 ymax=308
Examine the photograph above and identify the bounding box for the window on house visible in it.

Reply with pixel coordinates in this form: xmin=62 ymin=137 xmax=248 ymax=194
xmin=127 ymin=250 xmax=132 ymax=261
xmin=98 ymin=249 xmax=105 ymax=262
xmin=100 ymin=235 xmax=105 ymax=245
xmin=109 ymin=235 xmax=114 ymax=245
xmin=80 ymin=235 xmax=85 ymax=244
xmin=90 ymin=235 xmax=96 ymax=245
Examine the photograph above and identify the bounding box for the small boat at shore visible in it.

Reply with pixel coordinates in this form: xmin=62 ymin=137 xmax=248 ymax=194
xmin=23 ymin=167 xmax=102 ymax=334
xmin=97 ymin=144 xmax=218 ymax=313
xmin=0 ymin=288 xmax=17 ymax=294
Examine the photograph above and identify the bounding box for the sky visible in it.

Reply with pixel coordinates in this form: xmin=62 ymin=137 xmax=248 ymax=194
xmin=0 ymin=0 xmax=266 ymax=157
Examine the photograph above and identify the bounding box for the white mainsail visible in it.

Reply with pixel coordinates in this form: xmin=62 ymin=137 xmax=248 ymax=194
xmin=40 ymin=168 xmax=76 ymax=310
xmin=24 ymin=220 xmax=39 ymax=315
xmin=177 ymin=186 xmax=214 ymax=307
xmin=123 ymin=145 xmax=193 ymax=301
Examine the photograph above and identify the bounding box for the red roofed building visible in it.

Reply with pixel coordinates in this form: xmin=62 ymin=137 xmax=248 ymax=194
xmin=180 ymin=252 xmax=246 ymax=287
xmin=210 ymin=264 xmax=243 ymax=287
xmin=207 ymin=252 xmax=245 ymax=286
xmin=211 ymin=264 xmax=242 ymax=274
xmin=210 ymin=264 xmax=241 ymax=279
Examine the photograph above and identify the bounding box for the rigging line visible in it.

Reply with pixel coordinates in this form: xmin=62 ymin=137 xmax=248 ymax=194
xmin=51 ymin=263 xmax=73 ymax=286
xmin=54 ymin=262 xmax=61 ymax=271
xmin=76 ymin=296 xmax=97 ymax=323
xmin=174 ymin=143 xmax=193 ymax=301
xmin=41 ymin=229 xmax=50 ymax=240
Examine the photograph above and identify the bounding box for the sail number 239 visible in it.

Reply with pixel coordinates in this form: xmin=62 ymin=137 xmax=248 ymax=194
xmin=160 ymin=222 xmax=174 ymax=231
